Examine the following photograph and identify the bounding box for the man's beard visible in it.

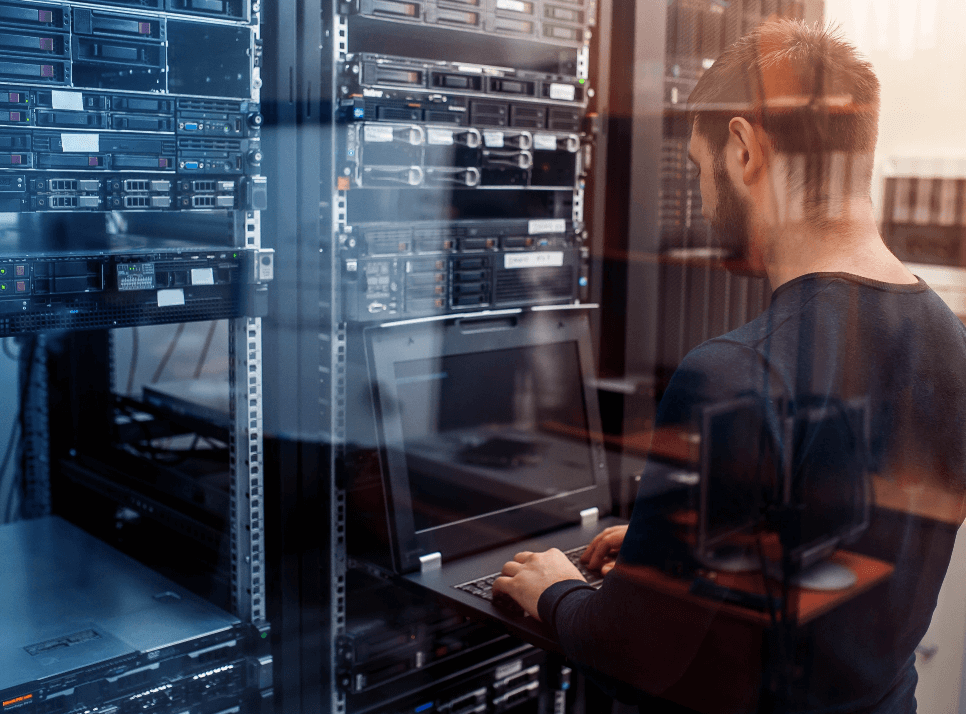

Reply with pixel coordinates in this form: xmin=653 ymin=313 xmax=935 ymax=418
xmin=707 ymin=154 xmax=751 ymax=262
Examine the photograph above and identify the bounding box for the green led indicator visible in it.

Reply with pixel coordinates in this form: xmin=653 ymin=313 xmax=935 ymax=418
xmin=233 ymin=253 xmax=238 ymax=258
xmin=261 ymin=632 xmax=267 ymax=639
xmin=579 ymin=78 xmax=585 ymax=84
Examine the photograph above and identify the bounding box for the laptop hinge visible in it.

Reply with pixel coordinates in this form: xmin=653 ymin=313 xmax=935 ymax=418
xmin=419 ymin=552 xmax=442 ymax=573
xmin=580 ymin=507 xmax=599 ymax=527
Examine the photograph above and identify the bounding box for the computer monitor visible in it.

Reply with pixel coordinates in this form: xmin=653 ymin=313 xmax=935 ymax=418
xmin=696 ymin=395 xmax=785 ymax=573
xmin=780 ymin=397 xmax=871 ymax=590
xmin=365 ymin=309 xmax=611 ymax=573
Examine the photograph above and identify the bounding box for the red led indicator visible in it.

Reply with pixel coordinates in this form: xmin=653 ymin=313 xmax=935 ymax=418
xmin=9 ymin=93 xmax=18 ymax=103
xmin=10 ymin=155 xmax=21 ymax=165
xmin=41 ymin=65 xmax=54 ymax=78
xmin=39 ymin=38 xmax=53 ymax=51
xmin=139 ymin=22 xmax=151 ymax=34
xmin=158 ymin=158 xmax=168 ymax=168
xmin=15 ymin=281 xmax=25 ymax=293
xmin=37 ymin=11 xmax=52 ymax=22
xmin=88 ymin=156 xmax=99 ymax=166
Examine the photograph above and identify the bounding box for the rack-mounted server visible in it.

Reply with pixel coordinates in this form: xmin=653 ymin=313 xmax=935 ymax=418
xmin=0 ymin=517 xmax=272 ymax=714
xmin=0 ymin=245 xmax=272 ymax=334
xmin=343 ymin=0 xmax=591 ymax=47
xmin=0 ymin=0 xmax=263 ymax=213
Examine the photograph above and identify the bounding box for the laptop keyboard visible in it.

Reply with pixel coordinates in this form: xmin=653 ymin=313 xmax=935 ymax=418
xmin=454 ymin=546 xmax=604 ymax=603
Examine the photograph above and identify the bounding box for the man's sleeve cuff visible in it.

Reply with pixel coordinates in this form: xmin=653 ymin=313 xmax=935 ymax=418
xmin=538 ymin=579 xmax=597 ymax=633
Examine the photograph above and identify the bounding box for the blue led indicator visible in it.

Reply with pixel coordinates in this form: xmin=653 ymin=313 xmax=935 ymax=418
xmin=578 ymin=277 xmax=588 ymax=287
xmin=414 ymin=703 xmax=433 ymax=713
xmin=353 ymin=108 xmax=365 ymax=119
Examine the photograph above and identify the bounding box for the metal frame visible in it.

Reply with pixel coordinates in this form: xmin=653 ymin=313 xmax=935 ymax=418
xmin=229 ymin=314 xmax=267 ymax=625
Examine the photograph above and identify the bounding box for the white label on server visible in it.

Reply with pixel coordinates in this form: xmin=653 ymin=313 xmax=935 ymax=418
xmin=505 ymin=251 xmax=564 ymax=269
xmin=528 ymin=218 xmax=566 ymax=234
xmin=363 ymin=124 xmax=395 ymax=143
xmin=457 ymin=65 xmax=484 ymax=74
xmin=61 ymin=133 xmax=99 ymax=152
xmin=427 ymin=128 xmax=455 ymax=145
xmin=157 ymin=289 xmax=185 ymax=307
xmin=497 ymin=0 xmax=528 ymax=12
xmin=495 ymin=660 xmax=524 ymax=680
xmin=483 ymin=131 xmax=505 ymax=148
xmin=548 ymin=83 xmax=576 ymax=101
xmin=51 ymin=90 xmax=84 ymax=111
xmin=362 ymin=88 xmax=384 ymax=97
xmin=191 ymin=267 xmax=215 ymax=285
xmin=534 ymin=133 xmax=557 ymax=151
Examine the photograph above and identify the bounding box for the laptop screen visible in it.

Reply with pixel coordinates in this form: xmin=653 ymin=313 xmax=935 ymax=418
xmin=394 ymin=340 xmax=596 ymax=533
xmin=366 ymin=310 xmax=610 ymax=572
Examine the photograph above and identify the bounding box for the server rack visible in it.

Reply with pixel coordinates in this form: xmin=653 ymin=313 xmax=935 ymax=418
xmin=262 ymin=0 xmax=612 ymax=711
xmin=1 ymin=0 xmax=274 ymax=711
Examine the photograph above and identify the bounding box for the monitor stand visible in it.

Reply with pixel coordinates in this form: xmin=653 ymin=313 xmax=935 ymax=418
xmin=698 ymin=545 xmax=760 ymax=573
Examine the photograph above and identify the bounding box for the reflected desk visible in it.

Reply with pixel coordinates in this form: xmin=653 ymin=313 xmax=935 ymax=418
xmin=607 ymin=550 xmax=893 ymax=714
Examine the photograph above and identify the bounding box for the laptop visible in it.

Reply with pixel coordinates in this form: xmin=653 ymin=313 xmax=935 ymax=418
xmin=361 ymin=307 xmax=624 ymax=650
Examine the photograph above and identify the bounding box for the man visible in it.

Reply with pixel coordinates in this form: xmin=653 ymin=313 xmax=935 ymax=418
xmin=492 ymin=19 xmax=966 ymax=713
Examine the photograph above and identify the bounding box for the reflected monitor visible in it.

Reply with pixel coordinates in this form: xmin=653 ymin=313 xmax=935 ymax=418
xmin=781 ymin=398 xmax=871 ymax=590
xmin=697 ymin=395 xmax=784 ymax=573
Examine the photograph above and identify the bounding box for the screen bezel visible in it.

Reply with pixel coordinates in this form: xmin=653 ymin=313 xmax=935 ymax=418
xmin=365 ymin=309 xmax=611 ymax=574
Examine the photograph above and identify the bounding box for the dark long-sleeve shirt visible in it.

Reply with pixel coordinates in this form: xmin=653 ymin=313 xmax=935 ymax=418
xmin=539 ymin=273 xmax=966 ymax=713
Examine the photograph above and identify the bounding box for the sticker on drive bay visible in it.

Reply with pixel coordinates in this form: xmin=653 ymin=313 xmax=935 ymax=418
xmin=548 ymin=83 xmax=576 ymax=101
xmin=504 ymin=251 xmax=564 ymax=268
xmin=427 ymin=128 xmax=454 ymax=145
xmin=483 ymin=131 xmax=505 ymax=148
xmin=364 ymin=124 xmax=395 ymax=143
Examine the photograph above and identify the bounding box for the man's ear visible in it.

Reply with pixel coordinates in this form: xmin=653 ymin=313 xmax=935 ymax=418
xmin=728 ymin=117 xmax=765 ymax=186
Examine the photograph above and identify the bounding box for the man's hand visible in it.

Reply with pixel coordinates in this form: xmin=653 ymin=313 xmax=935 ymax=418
xmin=492 ymin=548 xmax=585 ymax=620
xmin=581 ymin=525 xmax=627 ymax=575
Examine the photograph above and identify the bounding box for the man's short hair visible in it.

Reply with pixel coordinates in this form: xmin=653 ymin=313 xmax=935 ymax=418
xmin=688 ymin=20 xmax=880 ymax=169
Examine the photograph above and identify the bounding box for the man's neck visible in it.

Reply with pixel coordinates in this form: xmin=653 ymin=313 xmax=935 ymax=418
xmin=760 ymin=200 xmax=918 ymax=289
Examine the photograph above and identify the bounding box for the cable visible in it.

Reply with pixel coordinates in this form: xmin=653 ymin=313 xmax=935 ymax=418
xmin=151 ymin=322 xmax=185 ymax=384
xmin=194 ymin=320 xmax=219 ymax=379
xmin=126 ymin=327 xmax=139 ymax=396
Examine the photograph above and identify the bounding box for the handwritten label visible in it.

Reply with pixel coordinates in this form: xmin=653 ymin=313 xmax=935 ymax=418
xmin=504 ymin=251 xmax=564 ymax=268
